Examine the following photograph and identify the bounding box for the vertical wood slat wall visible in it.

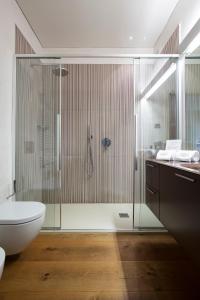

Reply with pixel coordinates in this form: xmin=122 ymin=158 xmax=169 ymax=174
xmin=160 ymin=26 xmax=180 ymax=54
xmin=185 ymin=63 xmax=200 ymax=150
xmin=15 ymin=26 xmax=35 ymax=54
xmin=61 ymin=64 xmax=134 ymax=203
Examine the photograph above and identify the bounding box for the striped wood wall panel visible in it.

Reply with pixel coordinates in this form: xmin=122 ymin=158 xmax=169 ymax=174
xmin=185 ymin=63 xmax=200 ymax=150
xmin=15 ymin=26 xmax=35 ymax=54
xmin=60 ymin=64 xmax=134 ymax=203
xmin=160 ymin=26 xmax=180 ymax=54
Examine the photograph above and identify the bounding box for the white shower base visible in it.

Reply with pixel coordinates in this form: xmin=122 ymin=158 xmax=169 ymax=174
xmin=43 ymin=203 xmax=163 ymax=231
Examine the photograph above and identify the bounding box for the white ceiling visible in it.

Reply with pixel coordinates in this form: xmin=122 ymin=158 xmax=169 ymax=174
xmin=16 ymin=0 xmax=180 ymax=48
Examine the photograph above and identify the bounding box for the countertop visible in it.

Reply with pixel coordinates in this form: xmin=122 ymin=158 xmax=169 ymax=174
xmin=146 ymin=158 xmax=200 ymax=176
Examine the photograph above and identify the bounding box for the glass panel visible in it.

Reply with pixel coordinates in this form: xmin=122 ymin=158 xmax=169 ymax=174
xmin=185 ymin=56 xmax=200 ymax=151
xmin=134 ymin=57 xmax=179 ymax=229
xmin=59 ymin=63 xmax=135 ymax=230
xmin=15 ymin=59 xmax=135 ymax=231
xmin=15 ymin=58 xmax=61 ymax=229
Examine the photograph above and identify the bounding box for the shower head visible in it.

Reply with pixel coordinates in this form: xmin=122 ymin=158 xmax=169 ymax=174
xmin=52 ymin=67 xmax=68 ymax=77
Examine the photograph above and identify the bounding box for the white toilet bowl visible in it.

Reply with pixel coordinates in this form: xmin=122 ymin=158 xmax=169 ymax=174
xmin=0 ymin=247 xmax=5 ymax=279
xmin=0 ymin=201 xmax=46 ymax=255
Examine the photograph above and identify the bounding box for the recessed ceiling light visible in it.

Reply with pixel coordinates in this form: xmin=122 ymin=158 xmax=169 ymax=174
xmin=129 ymin=36 xmax=133 ymax=41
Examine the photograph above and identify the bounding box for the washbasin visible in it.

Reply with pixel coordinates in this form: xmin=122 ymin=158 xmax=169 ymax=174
xmin=180 ymin=163 xmax=200 ymax=171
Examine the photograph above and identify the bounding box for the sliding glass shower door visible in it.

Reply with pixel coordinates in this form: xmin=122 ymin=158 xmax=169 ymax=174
xmin=15 ymin=58 xmax=136 ymax=231
xmin=15 ymin=58 xmax=62 ymax=229
xmin=134 ymin=57 xmax=179 ymax=229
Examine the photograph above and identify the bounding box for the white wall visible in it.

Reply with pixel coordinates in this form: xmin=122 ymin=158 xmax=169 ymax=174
xmin=0 ymin=0 xmax=42 ymax=201
xmin=154 ymin=0 xmax=200 ymax=52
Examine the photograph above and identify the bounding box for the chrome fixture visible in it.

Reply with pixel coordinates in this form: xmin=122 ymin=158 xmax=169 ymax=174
xmin=52 ymin=67 xmax=68 ymax=77
xmin=119 ymin=213 xmax=129 ymax=218
xmin=102 ymin=137 xmax=111 ymax=150
xmin=87 ymin=125 xmax=94 ymax=177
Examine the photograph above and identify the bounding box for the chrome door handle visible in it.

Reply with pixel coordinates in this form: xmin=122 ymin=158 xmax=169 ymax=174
xmin=175 ymin=173 xmax=195 ymax=183
xmin=56 ymin=113 xmax=61 ymax=172
xmin=146 ymin=163 xmax=155 ymax=168
xmin=146 ymin=187 xmax=156 ymax=195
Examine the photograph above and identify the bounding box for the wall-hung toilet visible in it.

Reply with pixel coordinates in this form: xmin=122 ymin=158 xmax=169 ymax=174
xmin=0 ymin=247 xmax=5 ymax=279
xmin=0 ymin=201 xmax=46 ymax=255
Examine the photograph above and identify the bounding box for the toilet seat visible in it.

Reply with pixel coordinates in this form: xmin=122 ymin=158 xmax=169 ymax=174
xmin=0 ymin=247 xmax=5 ymax=262
xmin=0 ymin=201 xmax=45 ymax=225
xmin=0 ymin=247 xmax=5 ymax=279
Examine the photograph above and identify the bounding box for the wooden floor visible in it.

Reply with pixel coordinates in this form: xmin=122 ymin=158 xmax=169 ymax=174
xmin=0 ymin=233 xmax=199 ymax=300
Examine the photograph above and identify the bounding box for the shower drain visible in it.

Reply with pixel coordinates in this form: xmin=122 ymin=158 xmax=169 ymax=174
xmin=119 ymin=213 xmax=129 ymax=218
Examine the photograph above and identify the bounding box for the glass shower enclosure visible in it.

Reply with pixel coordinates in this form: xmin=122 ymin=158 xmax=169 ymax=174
xmin=15 ymin=56 xmax=135 ymax=230
xmin=14 ymin=54 xmax=180 ymax=231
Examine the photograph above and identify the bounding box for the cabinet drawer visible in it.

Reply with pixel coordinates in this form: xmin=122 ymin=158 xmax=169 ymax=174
xmin=146 ymin=161 xmax=159 ymax=190
xmin=146 ymin=185 xmax=159 ymax=218
xmin=159 ymin=164 xmax=200 ymax=264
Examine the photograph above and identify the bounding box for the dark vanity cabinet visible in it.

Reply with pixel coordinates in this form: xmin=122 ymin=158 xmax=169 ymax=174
xmin=145 ymin=161 xmax=160 ymax=217
xmin=159 ymin=164 xmax=200 ymax=263
xmin=146 ymin=159 xmax=200 ymax=265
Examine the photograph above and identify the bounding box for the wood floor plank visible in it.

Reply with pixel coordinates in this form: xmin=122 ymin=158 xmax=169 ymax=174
xmin=0 ymin=291 xmax=197 ymax=300
xmin=17 ymin=233 xmax=188 ymax=262
xmin=34 ymin=232 xmax=175 ymax=242
xmin=16 ymin=240 xmax=120 ymax=262
xmin=0 ymin=233 xmax=199 ymax=300
xmin=1 ymin=261 xmax=198 ymax=292
xmin=117 ymin=239 xmax=188 ymax=261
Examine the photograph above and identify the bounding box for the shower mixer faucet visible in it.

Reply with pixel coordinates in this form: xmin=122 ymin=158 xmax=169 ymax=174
xmin=102 ymin=137 xmax=111 ymax=150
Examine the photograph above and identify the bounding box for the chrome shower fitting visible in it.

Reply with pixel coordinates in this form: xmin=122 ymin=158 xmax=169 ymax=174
xmin=52 ymin=67 xmax=68 ymax=77
xmin=102 ymin=137 xmax=111 ymax=150
xmin=87 ymin=125 xmax=94 ymax=177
